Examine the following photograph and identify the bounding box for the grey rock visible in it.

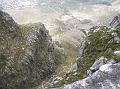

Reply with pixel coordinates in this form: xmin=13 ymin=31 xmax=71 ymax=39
xmin=114 ymin=50 xmax=120 ymax=56
xmin=90 ymin=57 xmax=107 ymax=71
xmin=0 ymin=10 xmax=18 ymax=38
xmin=52 ymin=62 xmax=120 ymax=89
xmin=87 ymin=57 xmax=107 ymax=76
xmin=72 ymin=63 xmax=78 ymax=72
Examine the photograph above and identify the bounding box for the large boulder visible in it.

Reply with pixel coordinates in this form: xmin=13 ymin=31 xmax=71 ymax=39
xmin=0 ymin=11 xmax=55 ymax=89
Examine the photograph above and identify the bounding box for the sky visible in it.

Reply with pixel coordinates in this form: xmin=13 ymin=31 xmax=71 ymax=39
xmin=0 ymin=0 xmax=120 ymax=30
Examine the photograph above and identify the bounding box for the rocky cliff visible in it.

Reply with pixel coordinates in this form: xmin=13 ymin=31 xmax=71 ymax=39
xmin=0 ymin=10 xmax=55 ymax=89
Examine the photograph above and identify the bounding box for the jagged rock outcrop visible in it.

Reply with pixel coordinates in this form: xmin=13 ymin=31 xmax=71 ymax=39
xmin=0 ymin=10 xmax=55 ymax=89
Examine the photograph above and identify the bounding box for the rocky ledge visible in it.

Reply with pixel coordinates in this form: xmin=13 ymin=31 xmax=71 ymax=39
xmin=52 ymin=59 xmax=120 ymax=89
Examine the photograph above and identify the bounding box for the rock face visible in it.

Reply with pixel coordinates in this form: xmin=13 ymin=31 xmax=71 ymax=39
xmin=0 ymin=10 xmax=18 ymax=38
xmin=0 ymin=11 xmax=55 ymax=89
xmin=51 ymin=61 xmax=120 ymax=89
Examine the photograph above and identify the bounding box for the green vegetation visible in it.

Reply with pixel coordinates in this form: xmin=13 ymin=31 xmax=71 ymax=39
xmin=0 ymin=54 xmax=7 ymax=70
xmin=52 ymin=41 xmax=75 ymax=74
xmin=53 ymin=26 xmax=120 ymax=87
xmin=77 ymin=26 xmax=120 ymax=79
xmin=0 ymin=20 xmax=11 ymax=29
xmin=53 ymin=49 xmax=67 ymax=65
xmin=0 ymin=20 xmax=6 ymax=27
xmin=54 ymin=40 xmax=79 ymax=75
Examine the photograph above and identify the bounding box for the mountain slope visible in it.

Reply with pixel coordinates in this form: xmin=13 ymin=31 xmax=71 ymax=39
xmin=50 ymin=16 xmax=120 ymax=89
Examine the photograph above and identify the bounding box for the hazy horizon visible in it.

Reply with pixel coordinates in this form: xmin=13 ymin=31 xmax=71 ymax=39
xmin=0 ymin=0 xmax=120 ymax=30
